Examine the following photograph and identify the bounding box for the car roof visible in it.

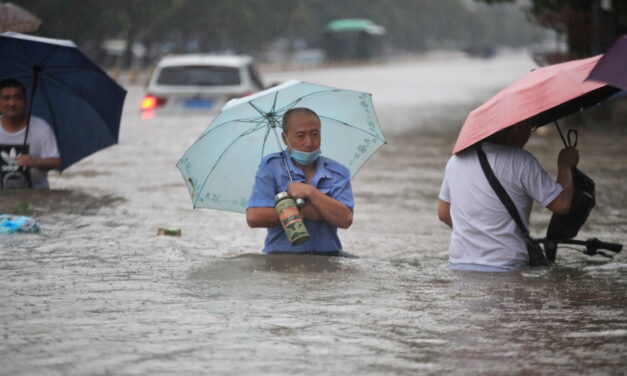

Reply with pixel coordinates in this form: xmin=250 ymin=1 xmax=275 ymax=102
xmin=156 ymin=54 xmax=254 ymax=68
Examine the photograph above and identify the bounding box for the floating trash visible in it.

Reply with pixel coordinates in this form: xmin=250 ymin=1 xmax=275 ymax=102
xmin=157 ymin=227 xmax=181 ymax=237
xmin=0 ymin=214 xmax=40 ymax=234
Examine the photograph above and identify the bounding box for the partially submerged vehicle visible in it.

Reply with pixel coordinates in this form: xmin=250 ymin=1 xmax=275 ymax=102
xmin=141 ymin=54 xmax=264 ymax=113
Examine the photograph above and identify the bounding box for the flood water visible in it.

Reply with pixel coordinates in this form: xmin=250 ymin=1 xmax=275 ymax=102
xmin=1 ymin=50 xmax=626 ymax=375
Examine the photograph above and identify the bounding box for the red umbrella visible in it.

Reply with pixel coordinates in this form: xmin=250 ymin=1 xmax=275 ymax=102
xmin=452 ymin=55 xmax=619 ymax=154
xmin=587 ymin=35 xmax=627 ymax=90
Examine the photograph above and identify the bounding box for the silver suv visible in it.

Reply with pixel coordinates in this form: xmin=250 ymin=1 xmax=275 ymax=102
xmin=141 ymin=54 xmax=264 ymax=113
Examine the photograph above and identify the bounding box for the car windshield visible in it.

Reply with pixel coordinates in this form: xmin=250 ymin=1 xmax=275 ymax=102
xmin=156 ymin=65 xmax=241 ymax=86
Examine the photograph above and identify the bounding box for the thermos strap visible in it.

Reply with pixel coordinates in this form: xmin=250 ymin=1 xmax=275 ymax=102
xmin=281 ymin=214 xmax=304 ymax=226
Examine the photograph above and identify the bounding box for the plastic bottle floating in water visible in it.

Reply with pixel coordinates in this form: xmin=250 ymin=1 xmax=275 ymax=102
xmin=275 ymin=192 xmax=310 ymax=246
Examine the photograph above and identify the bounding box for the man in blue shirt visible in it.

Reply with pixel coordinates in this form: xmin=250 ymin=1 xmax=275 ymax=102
xmin=246 ymin=107 xmax=354 ymax=255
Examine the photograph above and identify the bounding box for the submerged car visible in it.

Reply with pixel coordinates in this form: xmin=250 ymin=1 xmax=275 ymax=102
xmin=141 ymin=54 xmax=264 ymax=113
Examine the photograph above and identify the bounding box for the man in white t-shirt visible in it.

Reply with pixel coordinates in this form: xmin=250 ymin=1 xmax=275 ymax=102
xmin=438 ymin=122 xmax=579 ymax=271
xmin=0 ymin=79 xmax=60 ymax=188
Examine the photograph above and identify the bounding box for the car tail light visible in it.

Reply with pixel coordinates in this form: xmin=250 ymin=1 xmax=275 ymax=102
xmin=141 ymin=95 xmax=166 ymax=111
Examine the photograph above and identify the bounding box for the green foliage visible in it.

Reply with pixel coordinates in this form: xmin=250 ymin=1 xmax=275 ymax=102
xmin=476 ymin=0 xmax=627 ymax=58
xmin=15 ymin=0 xmax=546 ymax=66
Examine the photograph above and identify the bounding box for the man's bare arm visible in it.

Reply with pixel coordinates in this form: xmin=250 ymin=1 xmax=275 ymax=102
xmin=546 ymin=147 xmax=579 ymax=215
xmin=246 ymin=207 xmax=280 ymax=228
xmin=16 ymin=155 xmax=60 ymax=171
xmin=288 ymin=182 xmax=352 ymax=229
xmin=438 ymin=199 xmax=452 ymax=228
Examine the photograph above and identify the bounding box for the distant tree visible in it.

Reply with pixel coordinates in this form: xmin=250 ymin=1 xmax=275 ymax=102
xmin=14 ymin=0 xmax=551 ymax=67
xmin=477 ymin=0 xmax=627 ymax=59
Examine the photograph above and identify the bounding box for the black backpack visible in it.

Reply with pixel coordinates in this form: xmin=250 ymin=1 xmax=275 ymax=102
xmin=544 ymin=167 xmax=596 ymax=262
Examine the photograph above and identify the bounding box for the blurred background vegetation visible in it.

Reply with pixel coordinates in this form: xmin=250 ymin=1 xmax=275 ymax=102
xmin=13 ymin=0 xmax=627 ymax=69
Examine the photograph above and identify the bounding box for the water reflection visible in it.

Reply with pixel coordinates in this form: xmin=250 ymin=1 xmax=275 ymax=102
xmin=188 ymin=253 xmax=355 ymax=277
xmin=0 ymin=189 xmax=125 ymax=215
xmin=419 ymin=263 xmax=626 ymax=374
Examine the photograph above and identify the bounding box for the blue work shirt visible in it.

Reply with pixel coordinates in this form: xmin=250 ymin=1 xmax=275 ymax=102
xmin=247 ymin=151 xmax=354 ymax=254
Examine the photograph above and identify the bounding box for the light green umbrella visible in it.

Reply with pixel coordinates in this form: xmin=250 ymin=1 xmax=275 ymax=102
xmin=326 ymin=18 xmax=386 ymax=35
xmin=176 ymin=79 xmax=386 ymax=213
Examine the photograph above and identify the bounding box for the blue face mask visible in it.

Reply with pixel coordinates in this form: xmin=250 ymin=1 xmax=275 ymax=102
xmin=290 ymin=148 xmax=321 ymax=165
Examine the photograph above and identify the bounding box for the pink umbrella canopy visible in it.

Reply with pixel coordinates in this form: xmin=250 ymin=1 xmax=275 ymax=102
xmin=452 ymin=55 xmax=618 ymax=154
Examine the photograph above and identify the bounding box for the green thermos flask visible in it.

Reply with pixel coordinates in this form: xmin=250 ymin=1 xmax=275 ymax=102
xmin=274 ymin=192 xmax=310 ymax=246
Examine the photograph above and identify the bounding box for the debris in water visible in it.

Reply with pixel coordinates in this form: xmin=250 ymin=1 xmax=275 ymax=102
xmin=157 ymin=227 xmax=181 ymax=237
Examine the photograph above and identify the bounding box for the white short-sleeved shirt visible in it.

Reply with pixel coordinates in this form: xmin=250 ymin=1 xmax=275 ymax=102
xmin=0 ymin=116 xmax=60 ymax=188
xmin=439 ymin=143 xmax=562 ymax=271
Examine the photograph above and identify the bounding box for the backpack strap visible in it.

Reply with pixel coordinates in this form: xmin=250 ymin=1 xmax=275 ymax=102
xmin=476 ymin=143 xmax=529 ymax=237
xmin=476 ymin=143 xmax=548 ymax=266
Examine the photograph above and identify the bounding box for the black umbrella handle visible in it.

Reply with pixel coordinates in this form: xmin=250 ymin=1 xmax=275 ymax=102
xmin=554 ymin=120 xmax=568 ymax=147
xmin=567 ymin=129 xmax=578 ymax=147
xmin=553 ymin=121 xmax=577 ymax=148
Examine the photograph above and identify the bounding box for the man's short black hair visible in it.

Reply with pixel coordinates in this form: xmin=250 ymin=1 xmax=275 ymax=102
xmin=0 ymin=78 xmax=26 ymax=96
xmin=281 ymin=107 xmax=320 ymax=133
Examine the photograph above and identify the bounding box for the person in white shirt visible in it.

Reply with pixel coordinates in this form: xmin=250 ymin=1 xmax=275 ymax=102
xmin=438 ymin=122 xmax=579 ymax=271
xmin=0 ymin=78 xmax=60 ymax=188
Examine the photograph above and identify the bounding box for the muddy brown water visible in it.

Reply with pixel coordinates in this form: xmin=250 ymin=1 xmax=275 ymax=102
xmin=1 ymin=51 xmax=626 ymax=375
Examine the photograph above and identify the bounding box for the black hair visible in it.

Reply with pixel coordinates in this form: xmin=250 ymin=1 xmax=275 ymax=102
xmin=0 ymin=78 xmax=26 ymax=96
xmin=281 ymin=107 xmax=320 ymax=133
xmin=485 ymin=120 xmax=532 ymax=145
xmin=485 ymin=128 xmax=509 ymax=144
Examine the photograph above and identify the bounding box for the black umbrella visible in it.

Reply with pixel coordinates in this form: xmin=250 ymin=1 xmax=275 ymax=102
xmin=0 ymin=32 xmax=126 ymax=170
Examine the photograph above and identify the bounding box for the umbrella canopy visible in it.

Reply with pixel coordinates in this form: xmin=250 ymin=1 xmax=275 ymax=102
xmin=0 ymin=2 xmax=40 ymax=33
xmin=452 ymin=55 xmax=619 ymax=154
xmin=587 ymin=35 xmax=627 ymax=90
xmin=177 ymin=79 xmax=386 ymax=213
xmin=0 ymin=32 xmax=126 ymax=170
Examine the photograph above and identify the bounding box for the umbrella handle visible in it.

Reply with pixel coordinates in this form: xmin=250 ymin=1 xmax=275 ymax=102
xmin=553 ymin=120 xmax=578 ymax=149
xmin=554 ymin=120 xmax=569 ymax=148
xmin=553 ymin=121 xmax=578 ymax=148
xmin=567 ymin=129 xmax=578 ymax=148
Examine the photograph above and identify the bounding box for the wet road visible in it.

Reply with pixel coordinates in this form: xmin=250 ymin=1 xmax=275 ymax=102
xmin=1 ymin=50 xmax=626 ymax=375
